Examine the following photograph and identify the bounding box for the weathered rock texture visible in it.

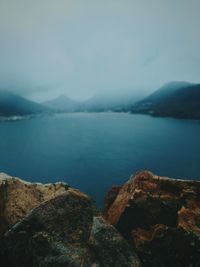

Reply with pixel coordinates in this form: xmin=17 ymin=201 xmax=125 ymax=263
xmin=2 ymin=170 xmax=200 ymax=267
xmin=0 ymin=173 xmax=141 ymax=267
xmin=105 ymin=171 xmax=200 ymax=267
xmin=0 ymin=172 xmax=69 ymax=235
xmin=104 ymin=185 xmax=121 ymax=212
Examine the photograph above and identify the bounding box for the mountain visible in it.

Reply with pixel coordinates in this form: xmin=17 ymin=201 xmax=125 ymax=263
xmin=43 ymin=91 xmax=144 ymax=113
xmin=140 ymin=81 xmax=192 ymax=103
xmin=131 ymin=81 xmax=200 ymax=119
xmin=0 ymin=90 xmax=49 ymax=117
xmin=43 ymin=95 xmax=80 ymax=112
xmin=80 ymin=91 xmax=144 ymax=112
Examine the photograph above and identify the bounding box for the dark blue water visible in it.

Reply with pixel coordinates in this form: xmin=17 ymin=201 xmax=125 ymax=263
xmin=0 ymin=113 xmax=199 ymax=207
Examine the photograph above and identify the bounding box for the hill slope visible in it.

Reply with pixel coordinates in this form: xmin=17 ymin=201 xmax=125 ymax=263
xmin=44 ymin=91 xmax=143 ymax=113
xmin=43 ymin=95 xmax=80 ymax=112
xmin=0 ymin=90 xmax=49 ymax=117
xmin=131 ymin=82 xmax=200 ymax=119
xmin=80 ymin=91 xmax=143 ymax=112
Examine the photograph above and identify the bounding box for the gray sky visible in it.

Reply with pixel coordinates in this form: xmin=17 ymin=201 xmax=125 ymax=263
xmin=0 ymin=0 xmax=200 ymax=101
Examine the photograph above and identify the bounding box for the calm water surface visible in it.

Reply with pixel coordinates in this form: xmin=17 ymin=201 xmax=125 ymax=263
xmin=0 ymin=113 xmax=199 ymax=207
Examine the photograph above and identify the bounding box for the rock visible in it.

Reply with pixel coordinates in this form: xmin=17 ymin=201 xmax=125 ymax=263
xmin=0 ymin=172 xmax=69 ymax=235
xmin=104 ymin=185 xmax=121 ymax=212
xmin=104 ymin=171 xmax=200 ymax=267
xmin=89 ymin=216 xmax=141 ymax=267
xmin=0 ymin=175 xmax=141 ymax=267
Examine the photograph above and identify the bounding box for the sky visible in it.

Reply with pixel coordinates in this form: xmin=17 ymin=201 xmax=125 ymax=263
xmin=0 ymin=0 xmax=200 ymax=101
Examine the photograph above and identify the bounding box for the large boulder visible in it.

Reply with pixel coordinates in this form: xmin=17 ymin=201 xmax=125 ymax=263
xmin=0 ymin=174 xmax=141 ymax=267
xmin=104 ymin=171 xmax=200 ymax=267
xmin=89 ymin=216 xmax=140 ymax=267
xmin=0 ymin=172 xmax=69 ymax=235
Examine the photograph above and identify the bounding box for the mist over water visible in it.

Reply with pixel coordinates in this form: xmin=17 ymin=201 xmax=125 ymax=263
xmin=0 ymin=0 xmax=200 ymax=101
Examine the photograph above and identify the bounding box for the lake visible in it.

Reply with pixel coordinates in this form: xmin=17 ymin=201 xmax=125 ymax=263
xmin=0 ymin=112 xmax=200 ymax=207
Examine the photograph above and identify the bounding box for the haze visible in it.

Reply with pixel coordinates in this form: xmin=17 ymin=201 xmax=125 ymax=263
xmin=0 ymin=0 xmax=200 ymax=101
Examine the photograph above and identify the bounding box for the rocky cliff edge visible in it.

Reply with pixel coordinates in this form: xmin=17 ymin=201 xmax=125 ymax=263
xmin=0 ymin=171 xmax=200 ymax=267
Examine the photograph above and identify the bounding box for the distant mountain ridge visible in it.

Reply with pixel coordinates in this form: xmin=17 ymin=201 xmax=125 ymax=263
xmin=1 ymin=82 xmax=200 ymax=119
xmin=0 ymin=89 xmax=142 ymax=117
xmin=142 ymin=81 xmax=193 ymax=102
xmin=80 ymin=91 xmax=142 ymax=112
xmin=43 ymin=95 xmax=80 ymax=112
xmin=43 ymin=91 xmax=144 ymax=113
xmin=0 ymin=90 xmax=50 ymax=117
xmin=131 ymin=81 xmax=200 ymax=119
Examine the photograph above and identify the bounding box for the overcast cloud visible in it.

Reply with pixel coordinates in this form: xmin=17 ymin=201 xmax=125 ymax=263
xmin=0 ymin=0 xmax=200 ymax=101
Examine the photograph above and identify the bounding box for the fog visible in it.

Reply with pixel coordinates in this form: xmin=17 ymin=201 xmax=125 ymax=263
xmin=0 ymin=0 xmax=200 ymax=101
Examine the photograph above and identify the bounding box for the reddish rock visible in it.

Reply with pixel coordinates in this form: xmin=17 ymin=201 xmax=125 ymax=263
xmin=104 ymin=185 xmax=121 ymax=212
xmin=104 ymin=171 xmax=200 ymax=267
xmin=0 ymin=172 xmax=69 ymax=235
xmin=0 ymin=173 xmax=141 ymax=267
